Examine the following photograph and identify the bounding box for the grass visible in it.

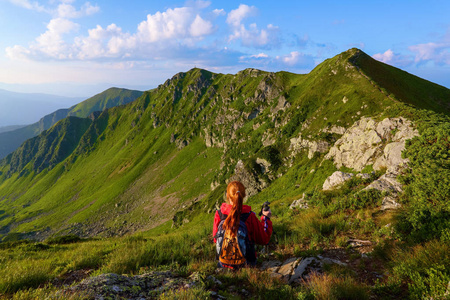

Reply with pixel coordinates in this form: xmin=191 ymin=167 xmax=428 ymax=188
xmin=304 ymin=272 xmax=369 ymax=300
xmin=0 ymin=48 xmax=449 ymax=299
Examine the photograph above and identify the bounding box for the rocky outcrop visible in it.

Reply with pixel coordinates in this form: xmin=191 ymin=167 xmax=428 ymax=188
xmin=363 ymin=171 xmax=402 ymax=194
xmin=228 ymin=160 xmax=267 ymax=198
xmin=261 ymin=253 xmax=350 ymax=285
xmin=323 ymin=171 xmax=354 ymax=190
xmin=363 ymin=171 xmax=403 ymax=210
xmin=66 ymin=271 xmax=194 ymax=299
xmin=65 ymin=271 xmax=231 ymax=299
xmin=324 ymin=117 xmax=418 ymax=172
xmin=203 ymin=128 xmax=224 ymax=148
xmin=256 ymin=158 xmax=271 ymax=175
xmin=321 ymin=116 xmax=419 ymax=207
xmin=322 ymin=125 xmax=346 ymax=135
xmin=271 ymin=96 xmax=291 ymax=115
xmin=380 ymin=195 xmax=401 ymax=210
xmin=290 ymin=193 xmax=309 ymax=209
xmin=290 ymin=135 xmax=329 ymax=159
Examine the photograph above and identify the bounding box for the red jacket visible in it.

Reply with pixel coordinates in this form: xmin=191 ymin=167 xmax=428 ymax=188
xmin=213 ymin=203 xmax=273 ymax=245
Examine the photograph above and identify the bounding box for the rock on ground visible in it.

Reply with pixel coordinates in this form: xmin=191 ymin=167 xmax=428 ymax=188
xmin=290 ymin=193 xmax=308 ymax=209
xmin=65 ymin=271 xmax=195 ymax=299
xmin=322 ymin=171 xmax=354 ymax=190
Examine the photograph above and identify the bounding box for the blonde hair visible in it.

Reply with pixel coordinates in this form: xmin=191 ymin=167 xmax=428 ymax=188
xmin=222 ymin=181 xmax=246 ymax=237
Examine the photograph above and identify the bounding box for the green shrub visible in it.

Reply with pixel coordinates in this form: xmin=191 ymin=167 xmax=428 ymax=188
xmin=397 ymin=122 xmax=450 ymax=242
xmin=46 ymin=234 xmax=82 ymax=245
xmin=391 ymin=240 xmax=450 ymax=299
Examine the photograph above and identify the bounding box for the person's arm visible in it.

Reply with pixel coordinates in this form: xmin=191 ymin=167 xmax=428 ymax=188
xmin=248 ymin=211 xmax=273 ymax=245
xmin=213 ymin=210 xmax=221 ymax=243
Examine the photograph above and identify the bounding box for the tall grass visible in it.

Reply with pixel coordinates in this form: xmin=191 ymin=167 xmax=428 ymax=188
xmin=304 ymin=272 xmax=369 ymax=300
xmin=0 ymin=259 xmax=54 ymax=294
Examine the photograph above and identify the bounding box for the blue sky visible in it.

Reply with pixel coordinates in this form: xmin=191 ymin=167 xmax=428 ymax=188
xmin=0 ymin=0 xmax=449 ymax=97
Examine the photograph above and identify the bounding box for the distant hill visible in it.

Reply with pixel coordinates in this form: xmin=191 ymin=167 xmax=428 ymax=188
xmin=0 ymin=88 xmax=144 ymax=159
xmin=0 ymin=125 xmax=27 ymax=134
xmin=0 ymin=48 xmax=448 ymax=241
xmin=0 ymin=89 xmax=83 ymax=127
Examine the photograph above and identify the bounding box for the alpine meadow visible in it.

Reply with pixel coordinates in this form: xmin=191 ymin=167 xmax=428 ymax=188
xmin=0 ymin=48 xmax=449 ymax=299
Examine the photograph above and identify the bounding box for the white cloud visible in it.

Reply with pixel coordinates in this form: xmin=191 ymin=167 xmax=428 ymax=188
xmin=226 ymin=5 xmax=279 ymax=49
xmin=5 ymin=45 xmax=31 ymax=60
xmin=228 ymin=23 xmax=279 ymax=48
xmin=279 ymin=51 xmax=300 ymax=65
xmin=189 ymin=0 xmax=211 ymax=9
xmin=373 ymin=49 xmax=394 ymax=63
xmin=226 ymin=4 xmax=256 ymax=27
xmin=274 ymin=51 xmax=315 ymax=69
xmin=250 ymin=53 xmax=268 ymax=58
xmin=372 ymin=49 xmax=414 ymax=67
xmin=6 ymin=2 xmax=218 ymax=61
xmin=189 ymin=15 xmax=214 ymax=37
xmin=136 ymin=7 xmax=211 ymax=43
xmin=8 ymin=0 xmax=99 ymax=17
xmin=57 ymin=2 xmax=100 ymax=18
xmin=34 ymin=18 xmax=79 ymax=58
xmin=409 ymin=42 xmax=450 ymax=65
xmin=75 ymin=24 xmax=130 ymax=59
xmin=212 ymin=8 xmax=226 ymax=16
xmin=8 ymin=0 xmax=46 ymax=12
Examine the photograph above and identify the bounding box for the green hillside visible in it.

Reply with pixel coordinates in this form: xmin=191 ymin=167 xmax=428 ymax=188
xmin=0 ymin=48 xmax=449 ymax=299
xmin=0 ymin=88 xmax=143 ymax=159
xmin=68 ymin=87 xmax=144 ymax=117
xmin=1 ymin=47 xmax=449 ymax=239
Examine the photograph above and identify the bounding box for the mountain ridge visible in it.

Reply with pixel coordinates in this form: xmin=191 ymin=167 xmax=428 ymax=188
xmin=0 ymin=87 xmax=143 ymax=159
xmin=0 ymin=48 xmax=449 ymax=241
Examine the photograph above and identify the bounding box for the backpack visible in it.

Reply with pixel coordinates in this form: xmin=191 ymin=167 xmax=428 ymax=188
xmin=215 ymin=210 xmax=255 ymax=268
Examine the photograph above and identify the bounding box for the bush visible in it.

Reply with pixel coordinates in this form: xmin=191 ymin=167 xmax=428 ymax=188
xmin=390 ymin=240 xmax=450 ymax=299
xmin=397 ymin=122 xmax=450 ymax=242
xmin=45 ymin=234 xmax=82 ymax=245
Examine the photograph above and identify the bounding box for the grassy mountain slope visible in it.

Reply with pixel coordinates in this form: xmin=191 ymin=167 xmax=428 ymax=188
xmin=68 ymin=87 xmax=144 ymax=117
xmin=0 ymin=48 xmax=448 ymax=241
xmin=0 ymin=48 xmax=449 ymax=299
xmin=353 ymin=51 xmax=450 ymax=114
xmin=0 ymin=88 xmax=143 ymax=159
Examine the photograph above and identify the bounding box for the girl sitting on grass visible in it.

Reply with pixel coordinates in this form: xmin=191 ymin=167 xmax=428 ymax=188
xmin=213 ymin=180 xmax=272 ymax=269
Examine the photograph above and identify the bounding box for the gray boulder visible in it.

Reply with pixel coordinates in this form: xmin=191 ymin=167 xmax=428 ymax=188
xmin=364 ymin=172 xmax=402 ymax=194
xmin=381 ymin=196 xmax=401 ymax=210
xmin=290 ymin=193 xmax=308 ymax=209
xmin=323 ymin=171 xmax=354 ymax=190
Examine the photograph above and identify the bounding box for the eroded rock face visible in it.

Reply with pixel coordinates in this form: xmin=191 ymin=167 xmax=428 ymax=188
xmin=324 ymin=117 xmax=419 ymax=172
xmin=290 ymin=135 xmax=329 ymax=159
xmin=373 ymin=142 xmax=407 ymax=172
xmin=325 ymin=117 xmax=382 ymax=171
xmin=228 ymin=160 xmax=267 ymax=198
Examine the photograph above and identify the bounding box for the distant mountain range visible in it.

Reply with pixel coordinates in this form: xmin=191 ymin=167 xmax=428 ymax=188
xmin=0 ymin=48 xmax=449 ymax=241
xmin=0 ymin=89 xmax=84 ymax=127
xmin=0 ymin=88 xmax=144 ymax=159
